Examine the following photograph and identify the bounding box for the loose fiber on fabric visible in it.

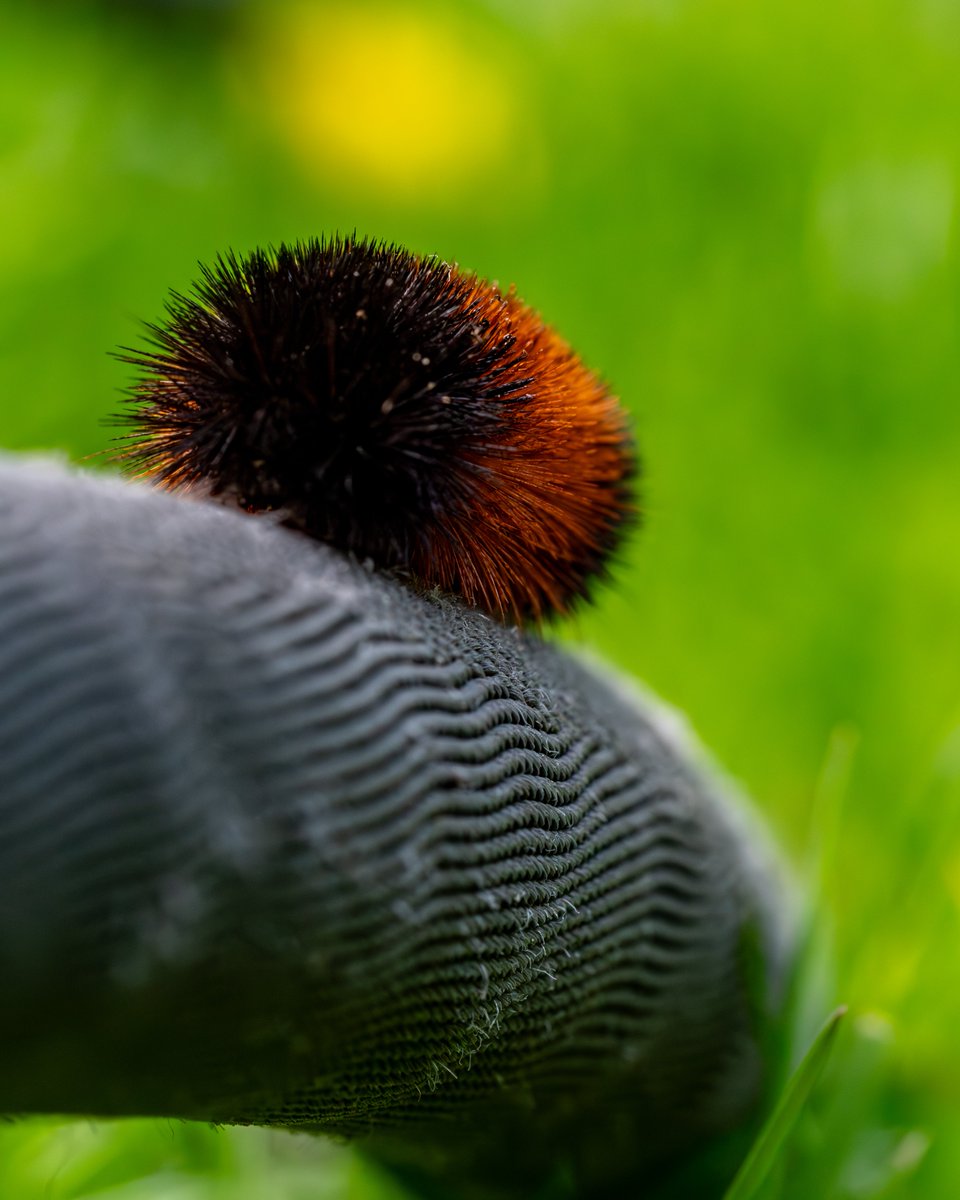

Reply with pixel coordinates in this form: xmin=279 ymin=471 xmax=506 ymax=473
xmin=0 ymin=458 xmax=793 ymax=1198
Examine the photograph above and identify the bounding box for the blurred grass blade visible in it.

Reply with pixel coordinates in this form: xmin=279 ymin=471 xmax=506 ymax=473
xmin=806 ymin=725 xmax=859 ymax=897
xmin=723 ymin=1006 xmax=847 ymax=1200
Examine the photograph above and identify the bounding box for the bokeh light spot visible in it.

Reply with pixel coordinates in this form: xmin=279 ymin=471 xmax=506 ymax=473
xmin=813 ymin=158 xmax=954 ymax=301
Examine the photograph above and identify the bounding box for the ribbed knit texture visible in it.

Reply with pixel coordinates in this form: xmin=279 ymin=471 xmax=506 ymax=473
xmin=0 ymin=458 xmax=793 ymax=1198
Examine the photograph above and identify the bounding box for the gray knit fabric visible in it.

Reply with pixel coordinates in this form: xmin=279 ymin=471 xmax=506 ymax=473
xmin=0 ymin=458 xmax=793 ymax=1198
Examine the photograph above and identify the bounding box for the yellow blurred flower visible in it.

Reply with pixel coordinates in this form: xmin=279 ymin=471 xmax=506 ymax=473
xmin=248 ymin=4 xmax=522 ymax=201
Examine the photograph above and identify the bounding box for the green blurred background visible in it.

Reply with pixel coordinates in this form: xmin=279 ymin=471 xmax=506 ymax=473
xmin=1 ymin=0 xmax=959 ymax=1195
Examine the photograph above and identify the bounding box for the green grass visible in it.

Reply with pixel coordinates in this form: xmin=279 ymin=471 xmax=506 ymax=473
xmin=1 ymin=0 xmax=959 ymax=1194
xmin=724 ymin=1007 xmax=848 ymax=1200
